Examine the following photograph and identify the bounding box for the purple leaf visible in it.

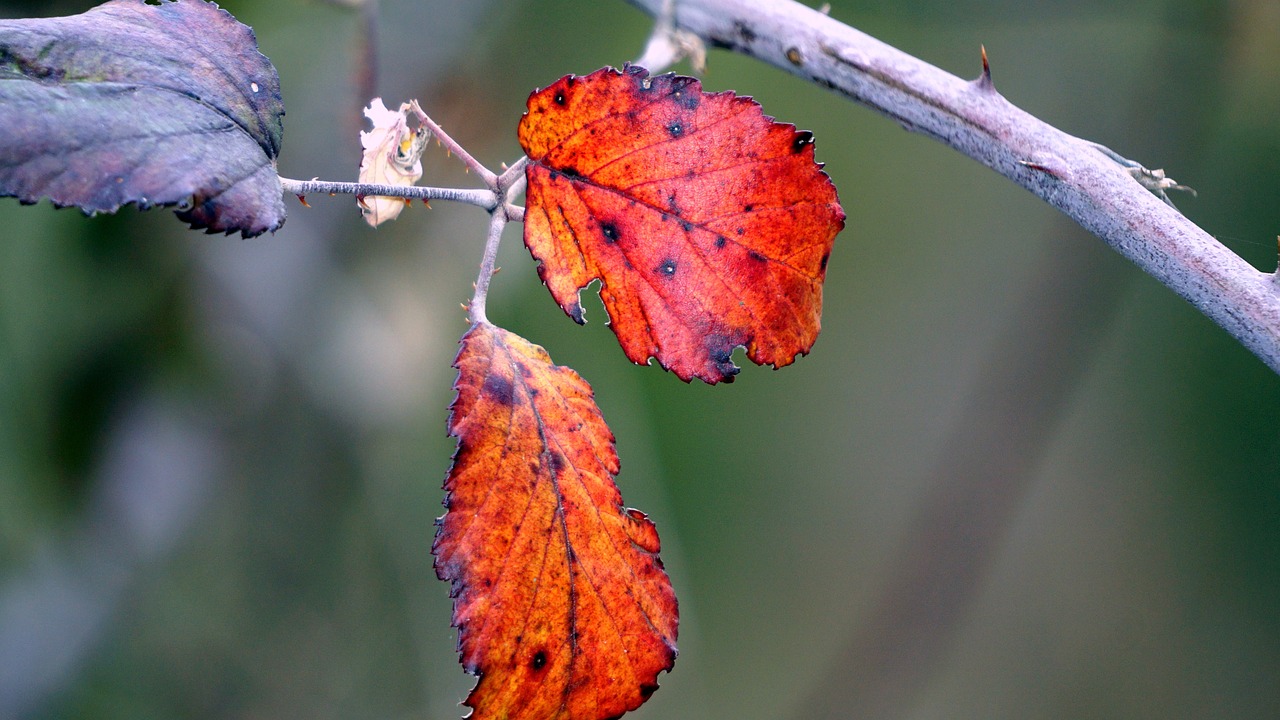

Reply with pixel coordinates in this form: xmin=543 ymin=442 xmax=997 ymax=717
xmin=0 ymin=0 xmax=286 ymax=237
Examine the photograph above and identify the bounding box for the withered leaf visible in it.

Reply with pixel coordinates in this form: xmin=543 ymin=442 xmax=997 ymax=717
xmin=0 ymin=0 xmax=286 ymax=237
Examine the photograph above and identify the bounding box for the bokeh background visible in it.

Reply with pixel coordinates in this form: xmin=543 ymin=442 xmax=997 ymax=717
xmin=2 ymin=0 xmax=1279 ymax=718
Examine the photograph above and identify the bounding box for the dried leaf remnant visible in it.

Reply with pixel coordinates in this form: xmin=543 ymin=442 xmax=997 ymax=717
xmin=358 ymin=98 xmax=430 ymax=226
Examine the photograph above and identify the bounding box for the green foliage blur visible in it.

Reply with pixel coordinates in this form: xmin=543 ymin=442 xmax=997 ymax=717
xmin=1 ymin=1 xmax=1278 ymax=719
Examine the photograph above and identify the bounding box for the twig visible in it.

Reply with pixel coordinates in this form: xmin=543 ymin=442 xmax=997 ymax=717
xmin=282 ymin=150 xmax=527 ymax=324
xmin=469 ymin=208 xmax=509 ymax=325
xmin=278 ymin=177 xmax=498 ymax=211
xmin=408 ymin=101 xmax=499 ymax=188
xmin=623 ymin=0 xmax=1280 ymax=375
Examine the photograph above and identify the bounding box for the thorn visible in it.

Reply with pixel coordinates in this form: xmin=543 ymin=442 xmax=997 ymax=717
xmin=492 ymin=266 xmax=502 ymax=275
xmin=1018 ymin=154 xmax=1069 ymax=180
xmin=296 ymin=194 xmax=311 ymax=208
xmin=818 ymin=2 xmax=831 ymax=13
xmin=422 ymin=199 xmax=432 ymax=208
xmin=461 ymin=303 xmax=470 ymax=312
xmin=402 ymin=197 xmax=412 ymax=206
xmin=975 ymin=44 xmax=994 ymax=91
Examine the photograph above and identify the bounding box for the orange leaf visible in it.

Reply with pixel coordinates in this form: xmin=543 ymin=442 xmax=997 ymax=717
xmin=519 ymin=65 xmax=845 ymax=384
xmin=434 ymin=322 xmax=678 ymax=720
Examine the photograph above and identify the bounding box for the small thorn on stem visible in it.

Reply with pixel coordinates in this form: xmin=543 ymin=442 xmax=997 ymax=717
xmin=975 ymin=44 xmax=994 ymax=90
xmin=461 ymin=303 xmax=470 ymax=313
xmin=422 ymin=199 xmax=432 ymax=208
xmin=297 ymin=194 xmax=311 ymax=208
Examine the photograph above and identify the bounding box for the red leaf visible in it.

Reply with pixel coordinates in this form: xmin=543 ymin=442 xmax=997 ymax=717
xmin=519 ymin=65 xmax=845 ymax=383
xmin=434 ymin=322 xmax=678 ymax=720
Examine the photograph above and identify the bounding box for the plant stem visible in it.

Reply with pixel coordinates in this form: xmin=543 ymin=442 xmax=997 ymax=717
xmin=469 ymin=208 xmax=509 ymax=326
xmin=623 ymin=0 xmax=1280 ymax=374
xmin=278 ymin=176 xmax=498 ymax=210
xmin=410 ymin=102 xmax=499 ymax=188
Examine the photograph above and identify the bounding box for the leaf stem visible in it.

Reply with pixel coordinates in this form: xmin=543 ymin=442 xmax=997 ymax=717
xmin=409 ymin=101 xmax=499 ymax=188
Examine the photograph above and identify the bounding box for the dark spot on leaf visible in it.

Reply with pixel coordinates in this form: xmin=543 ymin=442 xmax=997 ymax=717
xmin=705 ymin=335 xmax=742 ymax=382
xmin=601 ymin=221 xmax=619 ymax=243
xmin=792 ymin=130 xmax=814 ymax=153
xmin=666 ymin=192 xmax=680 ymax=214
xmin=715 ymin=236 xmax=727 ymax=248
xmin=680 ymin=220 xmax=692 ymax=232
xmin=820 ymin=252 xmax=830 ymax=271
xmin=748 ymin=250 xmax=767 ymax=262
xmin=743 ymin=203 xmax=754 ymax=212
xmin=547 ymin=451 xmax=566 ymax=476
xmin=560 ymin=166 xmax=582 ymax=179
xmin=531 ymin=650 xmax=548 ymax=671
xmin=483 ymin=374 xmax=514 ymax=406
xmin=667 ymin=121 xmax=682 ymax=137
xmin=674 ymin=90 xmax=700 ymax=110
xmin=639 ymin=683 xmax=660 ymax=699
xmin=735 ymin=227 xmax=745 ymax=235
xmin=567 ymin=302 xmax=585 ymax=325
xmin=554 ymin=90 xmax=566 ymax=105
xmin=657 ymin=259 xmax=677 ymax=276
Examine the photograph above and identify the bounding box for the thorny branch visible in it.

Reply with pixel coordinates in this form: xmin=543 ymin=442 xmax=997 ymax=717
xmin=626 ymin=0 xmax=1280 ymax=374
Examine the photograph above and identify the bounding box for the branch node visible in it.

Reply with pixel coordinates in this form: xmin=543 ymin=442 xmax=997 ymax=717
xmin=635 ymin=0 xmax=707 ymax=74
xmin=1089 ymin=142 xmax=1195 ymax=209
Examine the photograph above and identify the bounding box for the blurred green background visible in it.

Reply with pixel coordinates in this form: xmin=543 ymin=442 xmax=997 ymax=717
xmin=2 ymin=0 xmax=1278 ymax=718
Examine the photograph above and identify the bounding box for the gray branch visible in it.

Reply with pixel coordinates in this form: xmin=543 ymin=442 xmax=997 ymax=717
xmin=278 ymin=176 xmax=498 ymax=211
xmin=625 ymin=0 xmax=1280 ymax=374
